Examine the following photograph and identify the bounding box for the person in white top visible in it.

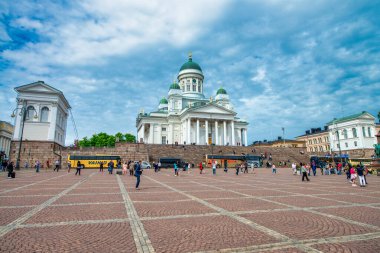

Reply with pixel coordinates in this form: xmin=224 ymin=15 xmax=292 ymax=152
xmin=292 ymin=162 xmax=297 ymax=175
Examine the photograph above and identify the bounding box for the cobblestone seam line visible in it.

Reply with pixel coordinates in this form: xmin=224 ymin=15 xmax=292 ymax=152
xmin=116 ymin=175 xmax=155 ymax=253
xmin=18 ymin=218 xmax=131 ymax=228
xmin=0 ymin=172 xmax=96 ymax=238
xmin=145 ymin=176 xmax=322 ymax=253
xmin=0 ymin=173 xmax=70 ymax=194
xmin=203 ymin=178 xmax=380 ymax=231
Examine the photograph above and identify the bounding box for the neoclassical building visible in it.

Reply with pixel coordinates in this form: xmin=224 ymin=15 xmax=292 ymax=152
xmin=12 ymin=81 xmax=71 ymax=146
xmin=136 ymin=54 xmax=249 ymax=146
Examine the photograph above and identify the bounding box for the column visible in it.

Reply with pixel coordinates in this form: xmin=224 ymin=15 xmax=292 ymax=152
xmin=244 ymin=128 xmax=248 ymax=146
xmin=187 ymin=118 xmax=191 ymax=144
xmin=223 ymin=121 xmax=227 ymax=145
xmin=205 ymin=120 xmax=208 ymax=145
xmin=196 ymin=119 xmax=200 ymax=144
xmin=141 ymin=124 xmax=145 ymax=143
xmin=238 ymin=128 xmax=242 ymax=145
xmin=231 ymin=121 xmax=235 ymax=146
xmin=215 ymin=121 xmax=219 ymax=145
xmin=149 ymin=124 xmax=154 ymax=144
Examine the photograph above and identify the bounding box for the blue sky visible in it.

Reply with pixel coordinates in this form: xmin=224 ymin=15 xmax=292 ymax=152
xmin=0 ymin=0 xmax=379 ymax=145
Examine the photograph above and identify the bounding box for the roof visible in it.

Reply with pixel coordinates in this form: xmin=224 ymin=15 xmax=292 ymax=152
xmin=169 ymin=82 xmax=180 ymax=90
xmin=326 ymin=111 xmax=375 ymax=125
xmin=159 ymin=97 xmax=168 ymax=104
xmin=216 ymin=87 xmax=227 ymax=95
xmin=179 ymin=55 xmax=202 ymax=72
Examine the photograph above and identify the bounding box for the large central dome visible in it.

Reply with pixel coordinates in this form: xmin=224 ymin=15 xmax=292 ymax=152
xmin=179 ymin=53 xmax=202 ymax=72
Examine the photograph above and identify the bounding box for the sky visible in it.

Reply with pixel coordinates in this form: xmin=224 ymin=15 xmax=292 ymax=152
xmin=0 ymin=0 xmax=379 ymax=145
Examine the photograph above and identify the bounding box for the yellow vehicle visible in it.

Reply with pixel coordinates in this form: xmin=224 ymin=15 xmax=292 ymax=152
xmin=68 ymin=155 xmax=121 ymax=169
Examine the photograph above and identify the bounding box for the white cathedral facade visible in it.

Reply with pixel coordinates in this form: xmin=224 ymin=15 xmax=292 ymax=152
xmin=136 ymin=54 xmax=249 ymax=146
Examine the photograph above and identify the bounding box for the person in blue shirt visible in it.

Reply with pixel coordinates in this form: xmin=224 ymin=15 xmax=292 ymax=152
xmin=174 ymin=162 xmax=179 ymax=176
xmin=134 ymin=161 xmax=142 ymax=189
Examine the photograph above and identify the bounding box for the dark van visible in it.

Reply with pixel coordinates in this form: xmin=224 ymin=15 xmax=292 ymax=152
xmin=159 ymin=157 xmax=184 ymax=168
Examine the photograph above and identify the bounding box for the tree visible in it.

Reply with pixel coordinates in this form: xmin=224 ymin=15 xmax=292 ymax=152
xmin=78 ymin=132 xmax=136 ymax=147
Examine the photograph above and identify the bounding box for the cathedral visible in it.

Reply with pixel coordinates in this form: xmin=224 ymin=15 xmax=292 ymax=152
xmin=136 ymin=54 xmax=249 ymax=146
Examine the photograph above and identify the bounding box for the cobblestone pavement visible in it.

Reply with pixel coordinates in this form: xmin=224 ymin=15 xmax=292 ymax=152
xmin=0 ymin=168 xmax=379 ymax=252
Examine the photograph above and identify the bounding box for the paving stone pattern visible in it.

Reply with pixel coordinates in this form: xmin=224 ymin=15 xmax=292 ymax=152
xmin=0 ymin=168 xmax=379 ymax=252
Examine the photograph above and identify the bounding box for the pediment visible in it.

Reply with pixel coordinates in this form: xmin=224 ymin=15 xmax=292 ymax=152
xmin=187 ymin=103 xmax=236 ymax=115
xmin=15 ymin=81 xmax=62 ymax=95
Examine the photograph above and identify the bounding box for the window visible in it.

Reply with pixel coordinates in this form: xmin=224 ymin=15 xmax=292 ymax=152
xmin=337 ymin=144 xmax=340 ymax=148
xmin=313 ymin=139 xmax=317 ymax=144
xmin=342 ymin=129 xmax=348 ymax=139
xmin=362 ymin=127 xmax=366 ymax=137
xmin=26 ymin=106 xmax=35 ymax=120
xmin=161 ymin=136 xmax=167 ymax=144
xmin=319 ymin=146 xmax=323 ymax=152
xmin=368 ymin=127 xmax=371 ymax=137
xmin=40 ymin=107 xmax=49 ymax=122
xmin=335 ymin=131 xmax=339 ymax=140
xmin=352 ymin=128 xmax=357 ymax=138
xmin=162 ymin=127 xmax=166 ymax=132
xmin=354 ymin=141 xmax=357 ymax=147
xmin=192 ymin=84 xmax=196 ymax=91
xmin=345 ymin=142 xmax=348 ymax=148
xmin=198 ymin=84 xmax=201 ymax=92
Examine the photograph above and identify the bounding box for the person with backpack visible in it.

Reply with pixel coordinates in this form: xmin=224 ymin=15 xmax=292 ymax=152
xmin=108 ymin=160 xmax=114 ymax=174
xmin=75 ymin=161 xmax=82 ymax=176
xmin=7 ymin=161 xmax=14 ymax=178
xmin=134 ymin=161 xmax=142 ymax=189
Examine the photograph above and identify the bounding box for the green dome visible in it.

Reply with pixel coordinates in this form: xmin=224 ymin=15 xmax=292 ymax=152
xmin=216 ymin=87 xmax=227 ymax=95
xmin=169 ymin=82 xmax=180 ymax=90
xmin=159 ymin=97 xmax=168 ymax=104
xmin=179 ymin=54 xmax=202 ymax=72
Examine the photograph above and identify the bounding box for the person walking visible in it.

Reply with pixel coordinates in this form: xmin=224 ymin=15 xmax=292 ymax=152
xmin=244 ymin=161 xmax=248 ymax=173
xmin=129 ymin=161 xmax=134 ymax=176
xmin=311 ymin=160 xmax=317 ymax=176
xmin=99 ymin=161 xmax=104 ymax=172
xmin=199 ymin=162 xmax=203 ymax=174
xmin=108 ymin=160 xmax=114 ymax=175
xmin=174 ymin=161 xmax=179 ymax=176
xmin=122 ymin=162 xmax=128 ymax=175
xmin=350 ymin=166 xmax=357 ymax=187
xmin=54 ymin=160 xmax=60 ymax=172
xmin=235 ymin=163 xmax=240 ymax=175
xmin=301 ymin=163 xmax=310 ymax=182
xmin=212 ymin=160 xmax=217 ymax=175
xmin=75 ymin=161 xmax=82 ymax=176
xmin=7 ymin=161 xmax=14 ymax=178
xmin=272 ymin=164 xmax=277 ymax=174
xmin=135 ymin=161 xmax=142 ymax=189
xmin=292 ymin=162 xmax=297 ymax=175
xmin=224 ymin=160 xmax=228 ymax=173
xmin=67 ymin=161 xmax=71 ymax=173
xmin=357 ymin=165 xmax=366 ymax=187
xmin=35 ymin=160 xmax=40 ymax=173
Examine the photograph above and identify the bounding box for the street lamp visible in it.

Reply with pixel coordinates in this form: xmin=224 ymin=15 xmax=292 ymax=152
xmin=333 ymin=119 xmax=343 ymax=164
xmin=11 ymin=104 xmax=38 ymax=170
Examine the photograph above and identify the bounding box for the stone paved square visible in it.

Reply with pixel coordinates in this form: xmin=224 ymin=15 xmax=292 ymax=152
xmin=1 ymin=168 xmax=379 ymax=252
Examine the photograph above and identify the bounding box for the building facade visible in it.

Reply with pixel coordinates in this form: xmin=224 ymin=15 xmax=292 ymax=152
xmin=0 ymin=121 xmax=14 ymax=158
xmin=327 ymin=111 xmax=376 ymax=156
xmin=296 ymin=127 xmax=330 ymax=153
xmin=12 ymin=81 xmax=71 ymax=146
xmin=136 ymin=54 xmax=249 ymax=146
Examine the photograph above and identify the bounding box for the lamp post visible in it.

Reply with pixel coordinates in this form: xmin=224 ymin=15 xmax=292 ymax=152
xmin=11 ymin=104 xmax=38 ymax=170
xmin=333 ymin=120 xmax=343 ymax=164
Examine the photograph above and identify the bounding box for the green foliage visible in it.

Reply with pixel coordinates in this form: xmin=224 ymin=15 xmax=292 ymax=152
xmin=78 ymin=132 xmax=136 ymax=147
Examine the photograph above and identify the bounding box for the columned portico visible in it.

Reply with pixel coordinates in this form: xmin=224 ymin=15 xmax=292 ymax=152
xmin=215 ymin=121 xmax=219 ymax=145
xmin=196 ymin=119 xmax=200 ymax=144
xmin=187 ymin=118 xmax=191 ymax=144
xmin=205 ymin=120 xmax=208 ymax=145
xmin=231 ymin=121 xmax=235 ymax=145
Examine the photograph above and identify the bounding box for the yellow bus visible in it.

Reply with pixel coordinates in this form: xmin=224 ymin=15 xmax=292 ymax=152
xmin=68 ymin=155 xmax=121 ymax=169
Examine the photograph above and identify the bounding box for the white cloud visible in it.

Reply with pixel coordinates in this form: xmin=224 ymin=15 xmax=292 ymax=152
xmin=251 ymin=67 xmax=266 ymax=82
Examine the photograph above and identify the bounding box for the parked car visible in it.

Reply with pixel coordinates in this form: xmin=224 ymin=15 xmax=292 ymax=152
xmin=134 ymin=161 xmax=151 ymax=169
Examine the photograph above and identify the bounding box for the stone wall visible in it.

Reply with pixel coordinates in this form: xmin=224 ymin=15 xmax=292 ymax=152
xmin=10 ymin=140 xmax=310 ymax=168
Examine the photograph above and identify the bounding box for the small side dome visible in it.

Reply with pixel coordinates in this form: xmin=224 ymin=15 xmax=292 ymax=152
xmin=216 ymin=87 xmax=227 ymax=95
xmin=169 ymin=81 xmax=181 ymax=90
xmin=159 ymin=97 xmax=168 ymax=104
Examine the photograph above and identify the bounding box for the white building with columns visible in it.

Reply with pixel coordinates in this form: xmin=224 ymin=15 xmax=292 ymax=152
xmin=327 ymin=111 xmax=376 ymax=153
xmin=12 ymin=81 xmax=71 ymax=146
xmin=0 ymin=121 xmax=14 ymax=158
xmin=136 ymin=54 xmax=249 ymax=146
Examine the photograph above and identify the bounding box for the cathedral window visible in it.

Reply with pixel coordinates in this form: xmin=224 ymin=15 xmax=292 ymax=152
xmin=26 ymin=106 xmax=36 ymax=120
xmin=40 ymin=107 xmax=50 ymax=122
xmin=192 ymin=84 xmax=196 ymax=91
